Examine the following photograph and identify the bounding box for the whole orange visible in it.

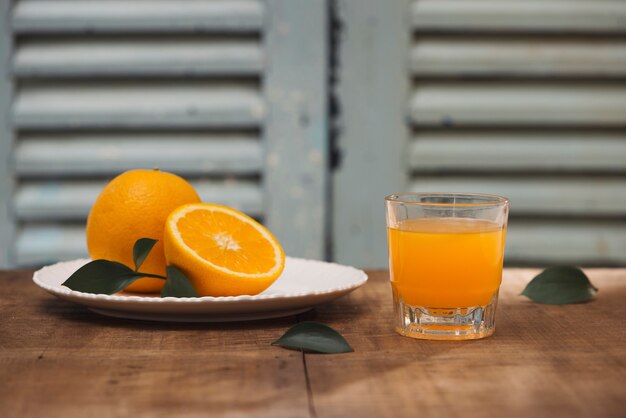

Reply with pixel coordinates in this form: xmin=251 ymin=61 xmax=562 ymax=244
xmin=86 ymin=169 xmax=201 ymax=293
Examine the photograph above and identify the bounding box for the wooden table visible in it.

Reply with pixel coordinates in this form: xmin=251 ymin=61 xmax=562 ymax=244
xmin=1 ymin=268 xmax=624 ymax=418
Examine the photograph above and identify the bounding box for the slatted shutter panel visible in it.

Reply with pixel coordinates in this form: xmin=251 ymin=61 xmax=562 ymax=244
xmin=409 ymin=0 xmax=626 ymax=265
xmin=1 ymin=0 xmax=328 ymax=267
xmin=334 ymin=0 xmax=626 ymax=267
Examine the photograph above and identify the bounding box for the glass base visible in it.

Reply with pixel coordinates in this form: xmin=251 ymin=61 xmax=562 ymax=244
xmin=393 ymin=290 xmax=499 ymax=340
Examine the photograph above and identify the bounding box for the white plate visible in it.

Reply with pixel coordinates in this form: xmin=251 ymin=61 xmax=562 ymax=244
xmin=33 ymin=257 xmax=368 ymax=322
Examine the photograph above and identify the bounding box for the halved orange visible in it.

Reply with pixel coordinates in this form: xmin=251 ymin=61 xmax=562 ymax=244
xmin=163 ymin=203 xmax=285 ymax=296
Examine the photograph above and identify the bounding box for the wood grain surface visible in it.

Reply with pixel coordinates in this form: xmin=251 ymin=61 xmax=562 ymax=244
xmin=0 ymin=268 xmax=624 ymax=418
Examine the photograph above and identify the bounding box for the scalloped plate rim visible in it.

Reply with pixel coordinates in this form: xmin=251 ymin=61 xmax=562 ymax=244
xmin=32 ymin=257 xmax=368 ymax=321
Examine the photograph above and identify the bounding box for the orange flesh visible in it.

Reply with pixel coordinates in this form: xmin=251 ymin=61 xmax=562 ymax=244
xmin=388 ymin=217 xmax=506 ymax=308
xmin=176 ymin=209 xmax=277 ymax=274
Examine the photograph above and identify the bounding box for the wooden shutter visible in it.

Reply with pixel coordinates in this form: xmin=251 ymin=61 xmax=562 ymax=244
xmin=408 ymin=0 xmax=626 ymax=265
xmin=334 ymin=0 xmax=626 ymax=267
xmin=1 ymin=0 xmax=328 ymax=266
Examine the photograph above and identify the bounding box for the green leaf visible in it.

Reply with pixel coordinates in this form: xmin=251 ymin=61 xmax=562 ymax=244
xmin=62 ymin=260 xmax=145 ymax=294
xmin=272 ymin=322 xmax=353 ymax=354
xmin=161 ymin=266 xmax=199 ymax=298
xmin=521 ymin=266 xmax=598 ymax=305
xmin=133 ymin=238 xmax=158 ymax=271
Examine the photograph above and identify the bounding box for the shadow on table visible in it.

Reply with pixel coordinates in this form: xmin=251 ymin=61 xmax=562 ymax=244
xmin=35 ymin=296 xmax=361 ymax=332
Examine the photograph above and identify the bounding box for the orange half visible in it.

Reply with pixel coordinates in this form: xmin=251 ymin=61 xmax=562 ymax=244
xmin=163 ymin=203 xmax=285 ymax=296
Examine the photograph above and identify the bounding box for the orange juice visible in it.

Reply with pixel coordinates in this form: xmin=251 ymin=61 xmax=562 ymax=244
xmin=388 ymin=217 xmax=506 ymax=308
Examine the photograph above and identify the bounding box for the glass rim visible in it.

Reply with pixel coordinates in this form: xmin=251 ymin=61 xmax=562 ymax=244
xmin=384 ymin=192 xmax=510 ymax=207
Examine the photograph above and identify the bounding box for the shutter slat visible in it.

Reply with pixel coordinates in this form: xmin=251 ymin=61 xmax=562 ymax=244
xmin=507 ymin=221 xmax=626 ymax=265
xmin=410 ymin=83 xmax=626 ymax=126
xmin=13 ymin=0 xmax=264 ymax=34
xmin=410 ymin=132 xmax=626 ymax=173
xmin=412 ymin=0 xmax=626 ymax=34
xmin=409 ymin=177 xmax=626 ymax=216
xmin=15 ymin=134 xmax=262 ymax=176
xmin=16 ymin=225 xmax=87 ymax=265
xmin=14 ymin=39 xmax=264 ymax=77
xmin=14 ymin=180 xmax=264 ymax=221
xmin=411 ymin=39 xmax=626 ymax=78
xmin=18 ymin=220 xmax=626 ymax=267
xmin=13 ymin=83 xmax=264 ymax=129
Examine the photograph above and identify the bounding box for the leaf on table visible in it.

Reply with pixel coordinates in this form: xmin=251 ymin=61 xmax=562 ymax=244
xmin=132 ymin=238 xmax=158 ymax=271
xmin=521 ymin=266 xmax=598 ymax=305
xmin=62 ymin=260 xmax=145 ymax=294
xmin=161 ymin=266 xmax=199 ymax=298
xmin=272 ymin=322 xmax=354 ymax=354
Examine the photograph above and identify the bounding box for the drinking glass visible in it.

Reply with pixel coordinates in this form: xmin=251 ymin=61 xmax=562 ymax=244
xmin=385 ymin=192 xmax=509 ymax=340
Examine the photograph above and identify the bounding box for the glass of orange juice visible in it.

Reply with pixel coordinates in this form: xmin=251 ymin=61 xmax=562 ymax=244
xmin=385 ymin=192 xmax=509 ymax=340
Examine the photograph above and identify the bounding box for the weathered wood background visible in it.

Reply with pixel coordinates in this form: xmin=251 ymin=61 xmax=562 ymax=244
xmin=1 ymin=0 xmax=625 ymax=268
